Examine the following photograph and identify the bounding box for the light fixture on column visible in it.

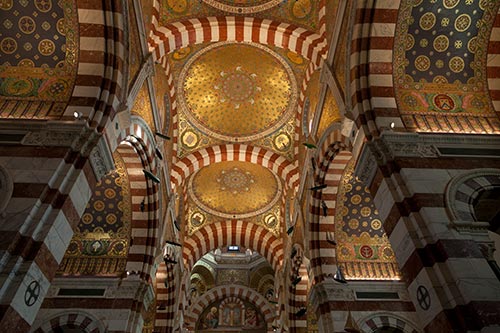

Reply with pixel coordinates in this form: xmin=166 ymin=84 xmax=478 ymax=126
xmin=174 ymin=219 xmax=181 ymax=231
xmin=309 ymin=183 xmax=327 ymax=191
xmin=73 ymin=111 xmax=82 ymax=119
xmin=326 ymin=231 xmax=336 ymax=246
xmin=140 ymin=198 xmax=145 ymax=212
xmin=166 ymin=240 xmax=182 ymax=247
xmin=321 ymin=200 xmax=328 ymax=217
xmin=286 ymin=224 xmax=295 ymax=235
xmin=155 ymin=147 xmax=163 ymax=160
xmin=291 ymin=276 xmax=302 ymax=286
xmin=164 ymin=256 xmax=178 ymax=264
xmin=295 ymin=308 xmax=307 ymax=317
xmin=333 ymin=266 xmax=347 ymax=284
xmin=303 ymin=142 xmax=317 ymax=149
xmin=155 ymin=132 xmax=171 ymax=140
xmin=143 ymin=169 xmax=160 ymax=183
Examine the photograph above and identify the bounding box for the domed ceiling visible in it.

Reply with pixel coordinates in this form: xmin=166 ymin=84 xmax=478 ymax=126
xmin=179 ymin=42 xmax=297 ymax=142
xmin=188 ymin=161 xmax=282 ymax=219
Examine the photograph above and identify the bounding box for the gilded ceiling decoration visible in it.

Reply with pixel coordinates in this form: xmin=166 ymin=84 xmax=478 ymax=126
xmin=179 ymin=42 xmax=297 ymax=142
xmin=335 ymin=162 xmax=401 ymax=280
xmin=0 ymin=0 xmax=78 ymax=119
xmin=188 ymin=161 xmax=282 ymax=220
xmin=158 ymin=0 xmax=319 ymax=31
xmin=132 ymin=82 xmax=156 ymax=131
xmin=58 ymin=152 xmax=132 ymax=276
xmin=317 ymin=88 xmax=341 ymax=139
xmin=394 ymin=0 xmax=500 ymax=132
xmin=169 ymin=43 xmax=306 ymax=160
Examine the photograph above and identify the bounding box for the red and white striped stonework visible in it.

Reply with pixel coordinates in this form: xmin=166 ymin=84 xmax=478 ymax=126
xmin=154 ymin=261 xmax=176 ymax=332
xmin=0 ymin=144 xmax=99 ymax=330
xmin=366 ymin=145 xmax=500 ymax=331
xmin=171 ymin=144 xmax=299 ymax=191
xmin=349 ymin=0 xmax=400 ymax=140
xmin=149 ymin=12 xmax=327 ymax=67
xmin=288 ymin=245 xmax=308 ymax=333
xmin=183 ymin=220 xmax=284 ymax=273
xmin=308 ymin=143 xmax=352 ymax=283
xmin=487 ymin=8 xmax=500 ymax=114
xmin=184 ymin=285 xmax=276 ymax=332
xmin=32 ymin=312 xmax=105 ymax=333
xmin=66 ymin=0 xmax=127 ymax=128
xmin=358 ymin=313 xmax=420 ymax=333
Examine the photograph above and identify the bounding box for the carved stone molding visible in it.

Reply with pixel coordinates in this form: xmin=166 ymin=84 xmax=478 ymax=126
xmin=89 ymin=135 xmax=115 ymax=182
xmin=309 ymin=280 xmax=354 ymax=311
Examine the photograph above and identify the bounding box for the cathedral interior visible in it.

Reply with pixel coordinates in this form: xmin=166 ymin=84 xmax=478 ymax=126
xmin=1 ymin=0 xmax=500 ymax=332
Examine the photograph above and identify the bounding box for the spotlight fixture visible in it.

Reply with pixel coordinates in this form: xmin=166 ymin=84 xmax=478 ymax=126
xmin=73 ymin=111 xmax=82 ymax=119
xmin=290 ymin=247 xmax=297 ymax=259
xmin=326 ymin=231 xmax=336 ymax=246
xmin=286 ymin=225 xmax=294 ymax=235
xmin=295 ymin=308 xmax=307 ymax=317
xmin=155 ymin=147 xmax=163 ymax=160
xmin=155 ymin=132 xmax=171 ymax=140
xmin=164 ymin=257 xmax=178 ymax=264
xmin=333 ymin=267 xmax=347 ymax=284
xmin=140 ymin=198 xmax=145 ymax=212
xmin=143 ymin=169 xmax=160 ymax=184
xmin=321 ymin=200 xmax=328 ymax=217
xmin=291 ymin=276 xmax=302 ymax=286
xmin=166 ymin=240 xmax=182 ymax=247
xmin=390 ymin=122 xmax=395 ymax=129
xmin=303 ymin=142 xmax=317 ymax=149
xmin=309 ymin=183 xmax=327 ymax=191
xmin=174 ymin=219 xmax=181 ymax=231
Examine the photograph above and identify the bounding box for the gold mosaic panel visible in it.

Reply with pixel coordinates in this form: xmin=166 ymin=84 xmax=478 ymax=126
xmin=335 ymin=160 xmax=401 ymax=280
xmin=58 ymin=152 xmax=132 ymax=276
xmin=128 ymin=0 xmax=142 ymax=86
xmin=179 ymin=42 xmax=297 ymax=142
xmin=317 ymin=88 xmax=341 ymax=139
xmin=0 ymin=0 xmax=79 ymax=119
xmin=132 ymin=81 xmax=156 ymax=131
xmin=188 ymin=161 xmax=282 ymax=220
xmin=394 ymin=0 xmax=500 ymax=132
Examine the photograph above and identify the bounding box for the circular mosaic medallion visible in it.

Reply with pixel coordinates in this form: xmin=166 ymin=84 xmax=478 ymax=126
xmin=1 ymin=37 xmax=17 ymax=54
xmin=433 ymin=94 xmax=455 ymax=111
xmin=455 ymin=14 xmax=471 ymax=32
xmin=415 ymin=55 xmax=430 ymax=71
xmin=19 ymin=16 xmax=36 ymax=34
xmin=38 ymin=39 xmax=55 ymax=56
xmin=167 ymin=0 xmax=188 ymax=13
xmin=287 ymin=51 xmax=304 ymax=65
xmin=273 ymin=133 xmax=291 ymax=151
xmin=179 ymin=42 xmax=297 ymax=142
xmin=191 ymin=212 xmax=205 ymax=227
xmin=360 ymin=206 xmax=371 ymax=217
xmin=443 ymin=0 xmax=459 ymax=9
xmin=433 ymin=35 xmax=449 ymax=52
xmin=292 ymin=0 xmax=312 ymax=19
xmin=467 ymin=37 xmax=477 ymax=53
xmin=449 ymin=56 xmax=465 ymax=73
xmin=202 ymin=0 xmax=282 ymax=14
xmin=172 ymin=46 xmax=191 ymax=61
xmin=35 ymin=0 xmax=52 ymax=12
xmin=189 ymin=161 xmax=282 ymax=219
xmin=0 ymin=0 xmax=13 ymax=10
xmin=359 ymin=245 xmax=373 ymax=259
xmin=348 ymin=218 xmax=359 ymax=229
xmin=181 ymin=130 xmax=199 ymax=148
xmin=419 ymin=12 xmax=436 ymax=30
xmin=264 ymin=213 xmax=278 ymax=228
xmin=406 ymin=34 xmax=415 ymax=50
xmin=371 ymin=219 xmax=382 ymax=230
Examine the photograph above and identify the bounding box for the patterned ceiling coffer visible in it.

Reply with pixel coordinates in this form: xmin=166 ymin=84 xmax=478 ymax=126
xmin=394 ymin=0 xmax=500 ymax=133
xmin=188 ymin=161 xmax=282 ymax=220
xmin=335 ymin=161 xmax=401 ymax=280
xmin=0 ymin=0 xmax=78 ymax=119
xmin=58 ymin=152 xmax=132 ymax=276
xmin=179 ymin=42 xmax=297 ymax=142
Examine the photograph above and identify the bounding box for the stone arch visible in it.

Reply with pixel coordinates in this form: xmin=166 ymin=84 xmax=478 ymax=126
xmin=31 ymin=311 xmax=106 ymax=333
xmin=288 ymin=244 xmax=309 ymax=332
xmin=0 ymin=164 xmax=13 ymax=215
xmin=358 ymin=312 xmax=421 ymax=333
xmin=308 ymin=141 xmax=352 ymax=283
xmin=184 ymin=284 xmax=276 ymax=330
xmin=183 ymin=221 xmax=283 ymax=272
xmin=445 ymin=168 xmax=500 ymax=224
xmin=171 ymin=144 xmax=298 ymax=190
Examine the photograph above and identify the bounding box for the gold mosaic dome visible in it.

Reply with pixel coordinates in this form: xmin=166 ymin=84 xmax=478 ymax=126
xmin=188 ymin=161 xmax=282 ymax=219
xmin=179 ymin=42 xmax=297 ymax=142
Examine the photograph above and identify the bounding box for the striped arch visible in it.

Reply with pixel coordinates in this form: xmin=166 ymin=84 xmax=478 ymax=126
xmin=487 ymin=8 xmax=500 ymax=114
xmin=358 ymin=313 xmax=421 ymax=333
xmin=349 ymin=0 xmax=400 ymax=140
xmin=308 ymin=142 xmax=352 ymax=283
xmin=317 ymin=127 xmax=353 ymax=166
xmin=149 ymin=16 xmax=327 ymax=67
xmin=183 ymin=221 xmax=284 ymax=272
xmin=171 ymin=144 xmax=298 ymax=190
xmin=66 ymin=0 xmax=126 ymax=128
xmin=184 ymin=284 xmax=276 ymax=330
xmin=445 ymin=168 xmax=500 ymax=223
xmin=116 ymin=135 xmax=160 ymax=280
xmin=32 ymin=311 xmax=106 ymax=333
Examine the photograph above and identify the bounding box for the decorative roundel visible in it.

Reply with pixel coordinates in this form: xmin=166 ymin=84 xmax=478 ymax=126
xmin=38 ymin=39 xmax=55 ymax=56
xmin=181 ymin=130 xmax=199 ymax=149
xmin=35 ymin=0 xmax=52 ymax=12
xmin=359 ymin=245 xmax=373 ymax=259
xmin=415 ymin=55 xmax=430 ymax=72
xmin=449 ymin=56 xmax=465 ymax=73
xmin=166 ymin=0 xmax=188 ymax=14
xmin=191 ymin=211 xmax=205 ymax=227
xmin=419 ymin=12 xmax=436 ymax=31
xmin=443 ymin=0 xmax=459 ymax=9
xmin=454 ymin=14 xmax=471 ymax=32
xmin=264 ymin=213 xmax=278 ymax=228
xmin=406 ymin=34 xmax=415 ymax=50
xmin=273 ymin=133 xmax=291 ymax=152
xmin=433 ymin=94 xmax=455 ymax=111
xmin=201 ymin=0 xmax=282 ymax=14
xmin=172 ymin=46 xmax=192 ymax=61
xmin=467 ymin=37 xmax=477 ymax=53
xmin=1 ymin=37 xmax=17 ymax=54
xmin=0 ymin=0 xmax=13 ymax=10
xmin=56 ymin=18 xmax=66 ymax=35
xmin=433 ymin=35 xmax=449 ymax=53
xmin=291 ymin=0 xmax=312 ymax=19
xmin=371 ymin=219 xmax=382 ymax=230
xmin=18 ymin=16 xmax=36 ymax=34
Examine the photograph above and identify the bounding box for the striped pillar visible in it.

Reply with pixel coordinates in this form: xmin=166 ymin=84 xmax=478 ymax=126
xmin=357 ymin=133 xmax=500 ymax=332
